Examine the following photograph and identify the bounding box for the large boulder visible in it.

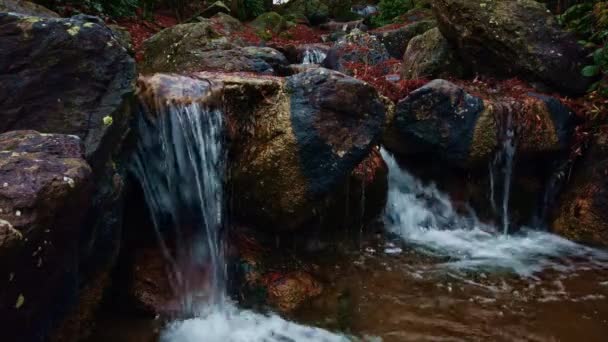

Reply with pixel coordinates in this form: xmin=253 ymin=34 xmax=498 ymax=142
xmin=0 ymin=13 xmax=134 ymax=341
xmin=324 ymin=29 xmax=390 ymax=74
xmin=372 ymin=20 xmax=436 ymax=59
xmin=0 ymin=131 xmax=92 ymax=341
xmin=0 ymin=13 xmax=135 ymax=169
xmin=401 ymin=27 xmax=465 ymax=79
xmin=137 ymin=68 xmax=387 ymax=232
xmin=384 ymin=79 xmax=577 ymax=167
xmin=433 ymin=0 xmax=593 ymax=95
xmin=0 ymin=0 xmax=59 ymax=17
xmin=141 ymin=21 xmax=288 ymax=75
xmin=551 ymin=132 xmax=608 ymax=246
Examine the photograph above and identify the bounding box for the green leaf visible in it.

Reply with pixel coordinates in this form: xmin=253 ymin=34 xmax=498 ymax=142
xmin=582 ymin=65 xmax=601 ymax=77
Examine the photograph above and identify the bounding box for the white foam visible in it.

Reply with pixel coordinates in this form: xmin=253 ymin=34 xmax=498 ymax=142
xmin=161 ymin=303 xmax=348 ymax=342
xmin=381 ymin=149 xmax=608 ymax=277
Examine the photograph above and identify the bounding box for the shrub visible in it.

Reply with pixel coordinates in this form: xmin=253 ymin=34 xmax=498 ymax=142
xmin=232 ymin=0 xmax=265 ymax=21
xmin=560 ymin=1 xmax=608 ymax=96
xmin=371 ymin=0 xmax=415 ymax=27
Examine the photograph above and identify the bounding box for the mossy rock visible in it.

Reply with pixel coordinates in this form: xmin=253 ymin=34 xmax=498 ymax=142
xmin=279 ymin=0 xmax=329 ymax=25
xmin=401 ymin=27 xmax=465 ymax=79
xmin=251 ymin=11 xmax=289 ymax=35
xmin=551 ymin=132 xmax=608 ymax=247
xmin=433 ymin=0 xmax=593 ymax=95
xmin=373 ymin=19 xmax=436 ymax=59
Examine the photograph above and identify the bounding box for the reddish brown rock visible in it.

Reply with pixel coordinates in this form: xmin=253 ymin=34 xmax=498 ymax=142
xmin=0 ymin=130 xmax=92 ymax=341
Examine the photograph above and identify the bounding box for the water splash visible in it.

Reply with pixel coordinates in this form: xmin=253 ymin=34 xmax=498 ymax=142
xmin=381 ymin=148 xmax=608 ymax=277
xmin=131 ymin=81 xmax=226 ymax=314
xmin=161 ymin=302 xmax=348 ymax=342
xmin=302 ymin=48 xmax=327 ymax=65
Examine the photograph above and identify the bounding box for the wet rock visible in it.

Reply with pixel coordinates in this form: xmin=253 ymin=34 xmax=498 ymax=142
xmin=234 ymin=68 xmax=386 ymax=231
xmin=0 ymin=13 xmax=135 ymax=169
xmin=0 ymin=0 xmax=59 ymax=17
xmin=138 ymin=68 xmax=387 ymax=232
xmin=287 ymin=63 xmax=322 ymax=75
xmin=0 ymin=130 xmax=92 ymax=341
xmin=324 ymin=29 xmax=390 ymax=74
xmin=552 ymin=132 xmax=608 ymax=246
xmin=265 ymin=271 xmax=323 ymax=312
xmin=433 ymin=0 xmax=593 ymax=95
xmin=200 ymin=0 xmax=230 ymax=18
xmin=384 ymin=80 xmax=577 ymax=167
xmin=372 ymin=20 xmax=436 ymax=59
xmin=401 ymin=28 xmax=465 ymax=79
xmin=130 ymin=247 xmax=175 ymax=316
xmin=141 ymin=21 xmax=288 ymax=75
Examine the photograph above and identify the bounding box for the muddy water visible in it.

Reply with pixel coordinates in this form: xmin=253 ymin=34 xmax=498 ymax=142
xmin=293 ymin=233 xmax=608 ymax=342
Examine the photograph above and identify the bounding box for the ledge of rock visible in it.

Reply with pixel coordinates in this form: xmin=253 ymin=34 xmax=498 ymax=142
xmin=136 ymin=68 xmax=387 ymax=232
xmin=384 ymin=79 xmax=577 ymax=168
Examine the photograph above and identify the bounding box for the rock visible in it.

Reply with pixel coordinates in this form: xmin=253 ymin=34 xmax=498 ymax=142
xmin=433 ymin=0 xmax=593 ymax=95
xmin=141 ymin=21 xmax=288 ymax=75
xmin=324 ymin=29 xmax=390 ymax=74
xmin=552 ymin=132 xmax=608 ymax=246
xmin=280 ymin=0 xmax=329 ymax=25
xmin=401 ymin=27 xmax=465 ymax=79
xmin=287 ymin=63 xmax=322 ymax=75
xmin=210 ymin=12 xmax=242 ymax=33
xmin=200 ymin=0 xmax=230 ymax=18
xmin=130 ymin=246 xmax=175 ymax=316
xmin=138 ymin=68 xmax=387 ymax=232
xmin=384 ymin=79 xmax=577 ymax=167
xmin=0 ymin=130 xmax=92 ymax=341
xmin=372 ymin=20 xmax=436 ymax=59
xmin=107 ymin=24 xmax=134 ymax=54
xmin=0 ymin=13 xmax=135 ymax=169
xmin=0 ymin=13 xmax=133 ymax=341
xmin=0 ymin=0 xmax=59 ymax=17
xmin=250 ymin=11 xmax=288 ymax=34
xmin=265 ymin=271 xmax=323 ymax=312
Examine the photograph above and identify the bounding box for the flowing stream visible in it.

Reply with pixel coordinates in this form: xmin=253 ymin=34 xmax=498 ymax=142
xmin=95 ymin=84 xmax=608 ymax=341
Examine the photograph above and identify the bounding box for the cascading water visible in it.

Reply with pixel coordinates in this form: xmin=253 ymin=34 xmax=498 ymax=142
xmin=489 ymin=111 xmax=516 ymax=235
xmin=302 ymin=48 xmax=327 ymax=65
xmin=132 ymin=78 xmax=346 ymax=342
xmin=381 ymin=148 xmax=608 ymax=276
xmin=132 ymin=81 xmax=226 ymax=313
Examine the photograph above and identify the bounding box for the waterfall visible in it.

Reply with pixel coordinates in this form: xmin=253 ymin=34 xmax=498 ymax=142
xmin=302 ymin=48 xmax=327 ymax=65
xmin=489 ymin=111 xmax=516 ymax=234
xmin=131 ymin=81 xmax=226 ymax=314
xmin=132 ymin=76 xmax=346 ymax=341
xmin=381 ymin=148 xmax=608 ymax=276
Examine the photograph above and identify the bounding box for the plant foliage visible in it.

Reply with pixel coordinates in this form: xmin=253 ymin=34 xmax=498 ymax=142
xmin=371 ymin=0 xmax=415 ymax=27
xmin=560 ymin=1 xmax=608 ymax=96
